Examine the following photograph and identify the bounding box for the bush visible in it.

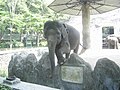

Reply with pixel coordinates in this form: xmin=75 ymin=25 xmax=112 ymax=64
xmin=0 ymin=84 xmax=12 ymax=90
xmin=39 ymin=40 xmax=47 ymax=47
xmin=13 ymin=41 xmax=24 ymax=48
xmin=0 ymin=42 xmax=10 ymax=48
xmin=0 ymin=40 xmax=24 ymax=48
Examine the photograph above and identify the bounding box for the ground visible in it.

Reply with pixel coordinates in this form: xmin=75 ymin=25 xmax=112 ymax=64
xmin=80 ymin=49 xmax=120 ymax=70
xmin=0 ymin=48 xmax=120 ymax=71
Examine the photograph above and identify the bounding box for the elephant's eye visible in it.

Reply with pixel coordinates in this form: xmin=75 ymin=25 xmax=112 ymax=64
xmin=57 ymin=35 xmax=60 ymax=39
xmin=56 ymin=31 xmax=60 ymax=35
xmin=57 ymin=34 xmax=61 ymax=40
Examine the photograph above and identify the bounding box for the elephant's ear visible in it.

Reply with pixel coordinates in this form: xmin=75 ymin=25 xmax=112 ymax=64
xmin=61 ymin=23 xmax=68 ymax=39
xmin=43 ymin=27 xmax=47 ymax=39
xmin=43 ymin=33 xmax=46 ymax=39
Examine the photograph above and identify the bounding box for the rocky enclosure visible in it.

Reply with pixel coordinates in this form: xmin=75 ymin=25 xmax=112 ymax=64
xmin=8 ymin=51 xmax=120 ymax=90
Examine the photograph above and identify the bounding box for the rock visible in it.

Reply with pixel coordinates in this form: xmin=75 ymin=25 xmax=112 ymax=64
xmin=8 ymin=52 xmax=94 ymax=89
xmin=8 ymin=52 xmax=29 ymax=80
xmin=35 ymin=52 xmax=61 ymax=88
xmin=92 ymin=58 xmax=120 ymax=90
xmin=8 ymin=52 xmax=38 ymax=83
xmin=8 ymin=51 xmax=61 ymax=88
xmin=61 ymin=53 xmax=93 ymax=90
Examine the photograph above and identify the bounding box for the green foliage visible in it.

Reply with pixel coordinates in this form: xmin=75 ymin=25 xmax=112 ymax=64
xmin=12 ymin=40 xmax=24 ymax=48
xmin=0 ymin=0 xmax=70 ymax=47
xmin=0 ymin=0 xmax=69 ymax=33
xmin=0 ymin=41 xmax=24 ymax=48
xmin=0 ymin=69 xmax=8 ymax=77
xmin=40 ymin=40 xmax=47 ymax=47
xmin=0 ymin=84 xmax=11 ymax=90
xmin=0 ymin=70 xmax=9 ymax=90
xmin=0 ymin=42 xmax=10 ymax=48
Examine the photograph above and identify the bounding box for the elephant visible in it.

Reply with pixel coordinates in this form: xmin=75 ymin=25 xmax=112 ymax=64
xmin=106 ymin=35 xmax=119 ymax=49
xmin=43 ymin=20 xmax=81 ymax=78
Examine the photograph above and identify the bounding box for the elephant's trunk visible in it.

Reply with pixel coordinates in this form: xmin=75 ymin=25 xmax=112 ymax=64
xmin=48 ymin=39 xmax=57 ymax=78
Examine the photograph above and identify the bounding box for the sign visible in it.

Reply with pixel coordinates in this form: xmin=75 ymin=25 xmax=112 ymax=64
xmin=61 ymin=66 xmax=84 ymax=84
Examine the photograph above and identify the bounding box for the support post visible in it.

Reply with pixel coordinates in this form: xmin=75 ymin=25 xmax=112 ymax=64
xmin=80 ymin=3 xmax=90 ymax=54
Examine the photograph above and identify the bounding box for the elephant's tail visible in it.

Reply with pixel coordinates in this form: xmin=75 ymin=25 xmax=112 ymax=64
xmin=79 ymin=43 xmax=87 ymax=55
xmin=79 ymin=43 xmax=87 ymax=49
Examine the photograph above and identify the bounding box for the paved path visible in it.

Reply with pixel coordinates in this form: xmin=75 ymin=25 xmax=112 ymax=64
xmin=0 ymin=77 xmax=59 ymax=90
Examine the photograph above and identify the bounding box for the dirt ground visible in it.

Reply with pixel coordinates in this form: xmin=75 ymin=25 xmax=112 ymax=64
xmin=0 ymin=47 xmax=48 ymax=70
xmin=80 ymin=49 xmax=120 ymax=70
xmin=0 ymin=54 xmax=12 ymax=70
xmin=0 ymin=48 xmax=120 ymax=71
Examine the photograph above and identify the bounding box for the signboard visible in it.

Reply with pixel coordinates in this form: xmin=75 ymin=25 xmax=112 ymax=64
xmin=61 ymin=66 xmax=84 ymax=84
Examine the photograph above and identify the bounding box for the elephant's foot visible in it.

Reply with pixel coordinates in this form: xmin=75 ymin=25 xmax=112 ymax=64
xmin=58 ymin=61 xmax=64 ymax=66
xmin=58 ymin=59 xmax=67 ymax=66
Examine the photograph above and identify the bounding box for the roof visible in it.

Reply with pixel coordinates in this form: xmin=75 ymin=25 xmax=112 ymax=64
xmin=49 ymin=0 xmax=120 ymax=15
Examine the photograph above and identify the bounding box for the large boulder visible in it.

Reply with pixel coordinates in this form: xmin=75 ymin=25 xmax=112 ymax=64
xmin=35 ymin=52 xmax=61 ymax=88
xmin=8 ymin=51 xmax=60 ymax=88
xmin=61 ymin=53 xmax=93 ymax=90
xmin=92 ymin=58 xmax=120 ymax=90
xmin=8 ymin=52 xmax=38 ymax=83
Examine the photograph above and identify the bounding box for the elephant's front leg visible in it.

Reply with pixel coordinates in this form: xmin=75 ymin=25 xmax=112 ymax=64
xmin=66 ymin=53 xmax=70 ymax=59
xmin=55 ymin=49 xmax=65 ymax=65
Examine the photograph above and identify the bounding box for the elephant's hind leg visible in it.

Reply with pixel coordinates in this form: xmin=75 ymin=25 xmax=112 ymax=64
xmin=74 ymin=44 xmax=79 ymax=54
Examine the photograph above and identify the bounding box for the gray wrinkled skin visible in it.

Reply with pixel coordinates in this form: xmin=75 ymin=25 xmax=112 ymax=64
xmin=43 ymin=21 xmax=80 ymax=78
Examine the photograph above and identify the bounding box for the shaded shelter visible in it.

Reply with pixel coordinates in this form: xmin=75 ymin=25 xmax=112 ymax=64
xmin=48 ymin=0 xmax=120 ymax=54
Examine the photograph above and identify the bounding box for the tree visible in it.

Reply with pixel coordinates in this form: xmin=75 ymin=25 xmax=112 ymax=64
xmin=6 ymin=0 xmax=19 ymax=48
xmin=0 ymin=0 xmax=70 ymax=48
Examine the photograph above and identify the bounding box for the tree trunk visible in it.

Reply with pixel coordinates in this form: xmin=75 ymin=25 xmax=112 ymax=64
xmin=80 ymin=3 xmax=90 ymax=54
xmin=36 ymin=33 xmax=39 ymax=47
xmin=10 ymin=24 xmax=13 ymax=49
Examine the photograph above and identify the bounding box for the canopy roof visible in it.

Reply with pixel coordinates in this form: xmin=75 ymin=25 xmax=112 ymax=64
xmin=49 ymin=0 xmax=120 ymax=15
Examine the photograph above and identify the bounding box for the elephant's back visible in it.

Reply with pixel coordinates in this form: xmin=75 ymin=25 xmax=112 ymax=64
xmin=67 ymin=25 xmax=80 ymax=49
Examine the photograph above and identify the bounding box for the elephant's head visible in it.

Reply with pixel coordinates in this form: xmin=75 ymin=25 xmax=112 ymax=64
xmin=44 ymin=21 xmax=68 ymax=45
xmin=43 ymin=21 xmax=69 ymax=77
